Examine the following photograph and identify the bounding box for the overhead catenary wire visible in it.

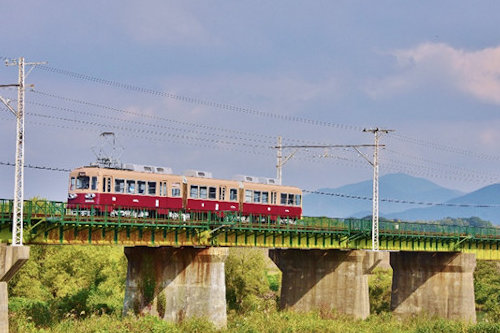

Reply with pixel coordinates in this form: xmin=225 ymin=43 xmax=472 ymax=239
xmin=1 ymin=160 xmax=498 ymax=209
xmin=35 ymin=65 xmax=365 ymax=132
xmin=29 ymin=89 xmax=333 ymax=146
xmin=302 ymin=189 xmax=500 ymax=209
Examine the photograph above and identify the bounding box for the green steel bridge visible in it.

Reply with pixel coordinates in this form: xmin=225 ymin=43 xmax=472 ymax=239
xmin=1 ymin=199 xmax=499 ymax=260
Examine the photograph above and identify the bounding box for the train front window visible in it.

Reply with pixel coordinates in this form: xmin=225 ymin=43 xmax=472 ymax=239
xmin=280 ymin=193 xmax=287 ymax=205
xmin=262 ymin=192 xmax=269 ymax=204
xmin=288 ymin=194 xmax=295 ymax=205
xmin=138 ymin=181 xmax=146 ymax=194
xmin=76 ymin=176 xmax=90 ymax=189
xmin=91 ymin=177 xmax=98 ymax=190
xmin=295 ymin=195 xmax=302 ymax=206
xmin=115 ymin=179 xmax=125 ymax=193
xmin=70 ymin=177 xmax=75 ymax=190
xmin=230 ymin=188 xmax=238 ymax=201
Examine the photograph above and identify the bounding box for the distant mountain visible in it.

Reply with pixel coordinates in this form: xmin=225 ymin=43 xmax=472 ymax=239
xmin=385 ymin=183 xmax=500 ymax=224
xmin=303 ymin=173 xmax=463 ymax=218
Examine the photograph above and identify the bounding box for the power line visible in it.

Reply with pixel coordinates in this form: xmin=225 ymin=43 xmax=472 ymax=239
xmin=2 ymin=160 xmax=498 ymax=209
xmin=302 ymin=189 xmax=500 ymax=208
xmin=29 ymin=89 xmax=332 ymax=147
xmin=35 ymin=65 xmax=364 ymax=131
xmin=388 ymin=132 xmax=500 ymax=162
xmin=24 ymin=62 xmax=500 ymax=164
xmin=0 ymin=161 xmax=70 ymax=172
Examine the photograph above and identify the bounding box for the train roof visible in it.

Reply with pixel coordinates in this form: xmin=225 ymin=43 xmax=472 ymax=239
xmin=71 ymin=165 xmax=299 ymax=189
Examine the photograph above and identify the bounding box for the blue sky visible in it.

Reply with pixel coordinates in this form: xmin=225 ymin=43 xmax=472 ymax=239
xmin=1 ymin=1 xmax=500 ymax=203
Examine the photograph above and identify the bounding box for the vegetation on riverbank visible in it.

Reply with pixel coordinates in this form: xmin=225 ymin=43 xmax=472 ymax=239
xmin=7 ymin=246 xmax=500 ymax=332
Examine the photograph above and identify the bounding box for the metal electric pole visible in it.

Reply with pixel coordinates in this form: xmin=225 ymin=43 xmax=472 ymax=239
xmin=275 ymin=136 xmax=299 ymax=185
xmin=361 ymin=128 xmax=394 ymax=251
xmin=0 ymin=57 xmax=46 ymax=246
xmin=273 ymin=129 xmax=393 ymax=251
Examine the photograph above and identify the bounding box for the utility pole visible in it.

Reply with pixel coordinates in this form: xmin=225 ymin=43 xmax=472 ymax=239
xmin=275 ymin=136 xmax=299 ymax=185
xmin=361 ymin=128 xmax=394 ymax=251
xmin=0 ymin=57 xmax=46 ymax=246
xmin=272 ymin=130 xmax=392 ymax=251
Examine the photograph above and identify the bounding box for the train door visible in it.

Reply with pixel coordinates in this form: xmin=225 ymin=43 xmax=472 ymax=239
xmin=271 ymin=191 xmax=277 ymax=205
xmin=182 ymin=182 xmax=188 ymax=210
xmin=101 ymin=176 xmax=113 ymax=211
xmin=159 ymin=181 xmax=168 ymax=197
xmin=102 ymin=176 xmax=113 ymax=193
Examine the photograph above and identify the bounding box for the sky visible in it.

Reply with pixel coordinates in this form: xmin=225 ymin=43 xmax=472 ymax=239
xmin=1 ymin=1 xmax=500 ymax=205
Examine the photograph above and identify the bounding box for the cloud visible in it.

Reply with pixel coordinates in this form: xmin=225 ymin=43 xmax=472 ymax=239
xmin=118 ymin=2 xmax=217 ymax=46
xmin=366 ymin=43 xmax=500 ymax=105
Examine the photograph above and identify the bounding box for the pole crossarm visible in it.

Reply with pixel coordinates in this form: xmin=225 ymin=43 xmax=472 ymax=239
xmin=272 ymin=140 xmax=384 ymax=185
xmin=0 ymin=96 xmax=17 ymax=115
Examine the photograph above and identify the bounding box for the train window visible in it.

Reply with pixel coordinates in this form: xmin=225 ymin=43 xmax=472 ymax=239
xmin=209 ymin=187 xmax=217 ymax=199
xmin=280 ymin=193 xmax=287 ymax=205
xmin=138 ymin=181 xmax=146 ymax=195
xmin=288 ymin=194 xmax=295 ymax=205
xmin=271 ymin=192 xmax=277 ymax=205
xmin=171 ymin=183 xmax=181 ymax=197
xmin=253 ymin=191 xmax=261 ymax=203
xmin=76 ymin=176 xmax=90 ymax=189
xmin=190 ymin=185 xmax=199 ymax=198
xmin=295 ymin=195 xmax=302 ymax=206
xmin=91 ymin=177 xmax=98 ymax=190
xmin=230 ymin=188 xmax=238 ymax=201
xmin=70 ymin=177 xmax=75 ymax=190
xmin=160 ymin=182 xmax=167 ymax=196
xmin=245 ymin=190 xmax=252 ymax=203
xmin=199 ymin=186 xmax=208 ymax=199
xmin=115 ymin=179 xmax=125 ymax=193
xmin=148 ymin=182 xmax=156 ymax=195
xmin=262 ymin=192 xmax=269 ymax=204
xmin=102 ymin=178 xmax=106 ymax=192
xmin=127 ymin=180 xmax=136 ymax=194
xmin=219 ymin=187 xmax=226 ymax=200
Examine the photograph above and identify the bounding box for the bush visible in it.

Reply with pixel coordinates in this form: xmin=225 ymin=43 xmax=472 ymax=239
xmin=368 ymin=268 xmax=392 ymax=314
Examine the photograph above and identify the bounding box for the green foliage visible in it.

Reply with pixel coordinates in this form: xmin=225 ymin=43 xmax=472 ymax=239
xmin=9 ymin=244 xmax=127 ymax=324
xmin=6 ymin=243 xmax=500 ymax=332
xmin=431 ymin=217 xmax=494 ymax=228
xmin=267 ymin=272 xmax=280 ymax=292
xmin=474 ymin=261 xmax=500 ymax=322
xmin=368 ymin=268 xmax=392 ymax=314
xmin=225 ymin=248 xmax=277 ymax=313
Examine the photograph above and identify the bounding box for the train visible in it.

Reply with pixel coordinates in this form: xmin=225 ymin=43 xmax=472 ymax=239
xmin=67 ymin=163 xmax=302 ymax=220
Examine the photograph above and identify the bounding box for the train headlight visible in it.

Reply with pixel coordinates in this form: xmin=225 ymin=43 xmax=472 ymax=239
xmin=85 ymin=193 xmax=96 ymax=199
xmin=68 ymin=193 xmax=77 ymax=200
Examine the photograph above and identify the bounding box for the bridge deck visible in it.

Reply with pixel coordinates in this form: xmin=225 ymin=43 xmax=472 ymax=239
xmin=1 ymin=199 xmax=499 ymax=260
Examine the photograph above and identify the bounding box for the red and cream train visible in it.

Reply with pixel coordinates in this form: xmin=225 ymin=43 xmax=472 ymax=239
xmin=67 ymin=163 xmax=302 ymax=220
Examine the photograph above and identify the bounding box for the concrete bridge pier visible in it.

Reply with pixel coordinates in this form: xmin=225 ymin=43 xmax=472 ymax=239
xmin=0 ymin=244 xmax=30 ymax=333
xmin=123 ymin=246 xmax=228 ymax=328
xmin=390 ymin=251 xmax=476 ymax=322
xmin=269 ymin=249 xmax=384 ymax=319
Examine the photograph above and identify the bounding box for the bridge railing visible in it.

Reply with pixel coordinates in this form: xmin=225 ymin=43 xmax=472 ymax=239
xmin=1 ymin=199 xmax=499 ymax=240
